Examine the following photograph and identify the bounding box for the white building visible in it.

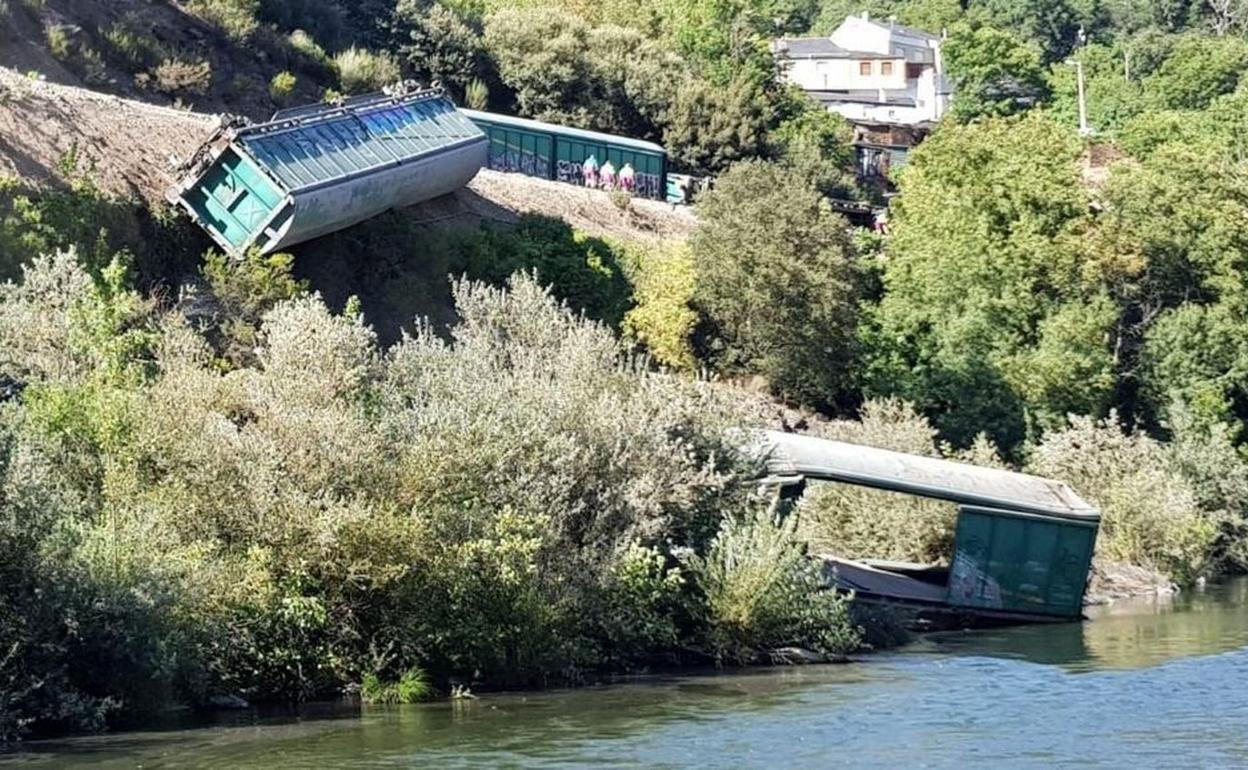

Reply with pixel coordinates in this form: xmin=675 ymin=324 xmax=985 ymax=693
xmin=773 ymin=13 xmax=951 ymax=127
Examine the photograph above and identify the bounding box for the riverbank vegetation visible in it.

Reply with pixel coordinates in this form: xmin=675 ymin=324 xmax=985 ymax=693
xmin=4 ymin=0 xmax=1248 ymax=744
xmin=0 ymin=253 xmax=861 ymax=741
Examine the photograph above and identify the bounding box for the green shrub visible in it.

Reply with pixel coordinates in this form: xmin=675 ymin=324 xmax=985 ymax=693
xmin=0 ymin=256 xmax=754 ymax=734
xmin=44 ymin=24 xmax=71 ymax=60
xmin=458 ymin=215 xmax=632 ymax=327
xmin=200 ymin=249 xmax=308 ymax=366
xmin=185 ymin=0 xmax=261 ymax=40
xmin=795 ymin=400 xmax=976 ymax=565
xmin=607 ymin=545 xmax=686 ymax=658
xmin=1028 ymin=415 xmax=1219 ymax=583
xmin=361 ymin=667 xmax=433 ymax=705
xmin=286 ymin=29 xmax=335 ymax=81
xmin=332 ymin=47 xmax=400 ymax=94
xmin=148 ymin=58 xmax=213 ymax=96
xmin=685 ymin=506 xmax=861 ymax=664
xmin=621 ymin=242 xmax=698 ymax=370
xmin=101 ymin=20 xmax=162 ymax=72
xmin=288 ymin=29 xmax=328 ymax=62
xmin=269 ymin=70 xmax=297 ymax=104
xmin=0 ymin=173 xmax=147 ymax=283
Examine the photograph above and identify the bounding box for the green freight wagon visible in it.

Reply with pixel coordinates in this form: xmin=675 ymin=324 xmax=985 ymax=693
xmin=169 ymin=87 xmax=487 ymax=255
xmin=460 ymin=109 xmax=668 ymax=201
xmin=757 ymin=430 xmax=1101 ymax=627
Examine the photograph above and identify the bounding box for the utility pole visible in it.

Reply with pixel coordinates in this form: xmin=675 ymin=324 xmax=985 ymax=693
xmin=1076 ymin=58 xmax=1090 ymax=137
xmin=1074 ymin=25 xmax=1092 ymax=138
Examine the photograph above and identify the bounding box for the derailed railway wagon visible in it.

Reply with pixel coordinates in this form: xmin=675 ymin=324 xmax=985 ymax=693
xmin=461 ymin=109 xmax=669 ymax=201
xmin=169 ymin=88 xmax=487 ymax=255
xmin=757 ymin=431 xmax=1101 ymax=628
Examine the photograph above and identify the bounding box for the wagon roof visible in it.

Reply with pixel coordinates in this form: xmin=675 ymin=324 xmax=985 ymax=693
xmin=460 ymin=109 xmax=666 ymax=156
xmin=757 ymin=430 xmax=1100 ymax=521
xmin=236 ymin=90 xmax=482 ymax=193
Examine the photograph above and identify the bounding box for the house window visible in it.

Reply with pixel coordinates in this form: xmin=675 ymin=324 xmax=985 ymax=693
xmin=881 ymin=61 xmax=894 ymax=76
xmin=859 ymin=61 xmax=872 ymax=76
xmin=907 ymin=63 xmax=924 ymax=79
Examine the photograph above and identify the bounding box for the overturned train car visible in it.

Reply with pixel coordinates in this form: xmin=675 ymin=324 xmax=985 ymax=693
xmin=757 ymin=431 xmax=1101 ymax=628
xmin=169 ymin=88 xmax=487 ymax=255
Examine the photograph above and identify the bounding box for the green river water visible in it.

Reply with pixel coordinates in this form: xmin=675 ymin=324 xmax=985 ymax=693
xmin=5 ymin=578 xmax=1248 ymax=769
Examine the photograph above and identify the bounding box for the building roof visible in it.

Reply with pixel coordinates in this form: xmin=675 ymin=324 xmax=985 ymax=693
xmin=236 ymin=89 xmax=481 ymax=193
xmin=774 ymin=37 xmax=897 ymax=59
xmin=810 ymin=89 xmax=918 ymax=107
xmin=460 ymin=108 xmax=666 ymax=155
xmin=874 ymin=19 xmax=941 ymax=42
xmin=755 ymin=431 xmax=1100 ymax=521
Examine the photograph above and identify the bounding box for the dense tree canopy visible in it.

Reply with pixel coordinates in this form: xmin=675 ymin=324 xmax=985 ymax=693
xmin=865 ymin=112 xmax=1116 ymax=448
xmin=692 ymin=161 xmax=862 ymax=410
xmin=943 ymin=22 xmax=1052 ymax=121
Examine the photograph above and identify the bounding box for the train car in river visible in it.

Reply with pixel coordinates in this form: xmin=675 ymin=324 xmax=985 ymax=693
xmin=461 ymin=109 xmax=669 ymax=201
xmin=756 ymin=430 xmax=1101 ymax=630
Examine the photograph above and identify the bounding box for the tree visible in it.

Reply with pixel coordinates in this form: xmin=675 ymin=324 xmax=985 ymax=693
xmin=483 ymin=9 xmax=596 ymax=124
xmin=390 ymin=1 xmax=486 ymax=97
xmin=691 ymin=161 xmax=862 ymax=410
xmin=976 ymin=0 xmax=1095 ymax=62
xmin=769 ymin=90 xmax=859 ymax=198
xmin=1142 ymin=32 xmax=1248 ymax=109
xmin=942 ymin=22 xmax=1051 ymax=121
xmin=658 ymin=0 xmax=804 ymax=83
xmin=1206 ymin=0 xmax=1248 ymax=35
xmin=1046 ymin=41 xmax=1146 ymax=134
xmin=1104 ymin=100 xmax=1248 ymax=428
xmin=865 ymin=112 xmax=1118 ymax=449
xmin=663 ymin=75 xmax=773 ymax=174
xmin=482 ymin=10 xmax=677 ymax=138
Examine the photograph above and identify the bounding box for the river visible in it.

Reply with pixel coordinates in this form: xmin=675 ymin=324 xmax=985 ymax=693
xmin=5 ymin=579 xmax=1248 ymax=769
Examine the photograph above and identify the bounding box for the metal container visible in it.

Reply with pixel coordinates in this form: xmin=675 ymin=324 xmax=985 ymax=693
xmin=947 ymin=506 xmax=1098 ymax=618
xmin=461 ymin=109 xmax=668 ymax=201
xmin=169 ymin=88 xmax=487 ymax=255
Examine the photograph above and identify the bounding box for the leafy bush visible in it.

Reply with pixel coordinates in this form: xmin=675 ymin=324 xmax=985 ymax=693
xmin=794 ymin=399 xmax=999 ymax=564
xmin=621 ymin=243 xmax=698 ymax=370
xmin=458 ymin=215 xmax=632 ymax=327
xmin=269 ymin=70 xmax=297 ymax=104
xmin=200 ymin=249 xmax=308 ymax=366
xmin=148 ymin=58 xmax=213 ymax=96
xmin=333 ymin=47 xmax=400 ymax=94
xmin=101 ymin=18 xmax=165 ymax=72
xmin=464 ymin=77 xmax=489 ymax=109
xmin=44 ymin=23 xmax=71 ymax=60
xmin=685 ymin=507 xmax=861 ymax=664
xmin=287 ymin=29 xmax=333 ymax=72
xmin=1027 ymin=415 xmax=1219 ymax=583
xmin=0 ymin=253 xmax=756 ymax=736
xmin=185 ymin=0 xmax=261 ymax=40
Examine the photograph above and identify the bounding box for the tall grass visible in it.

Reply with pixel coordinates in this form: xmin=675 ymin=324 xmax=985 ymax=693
xmin=687 ymin=506 xmax=860 ymax=663
xmin=333 ymin=47 xmax=400 ymax=94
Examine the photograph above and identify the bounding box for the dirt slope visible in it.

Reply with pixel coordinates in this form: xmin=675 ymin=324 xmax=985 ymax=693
xmin=0 ymin=66 xmax=218 ymax=203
